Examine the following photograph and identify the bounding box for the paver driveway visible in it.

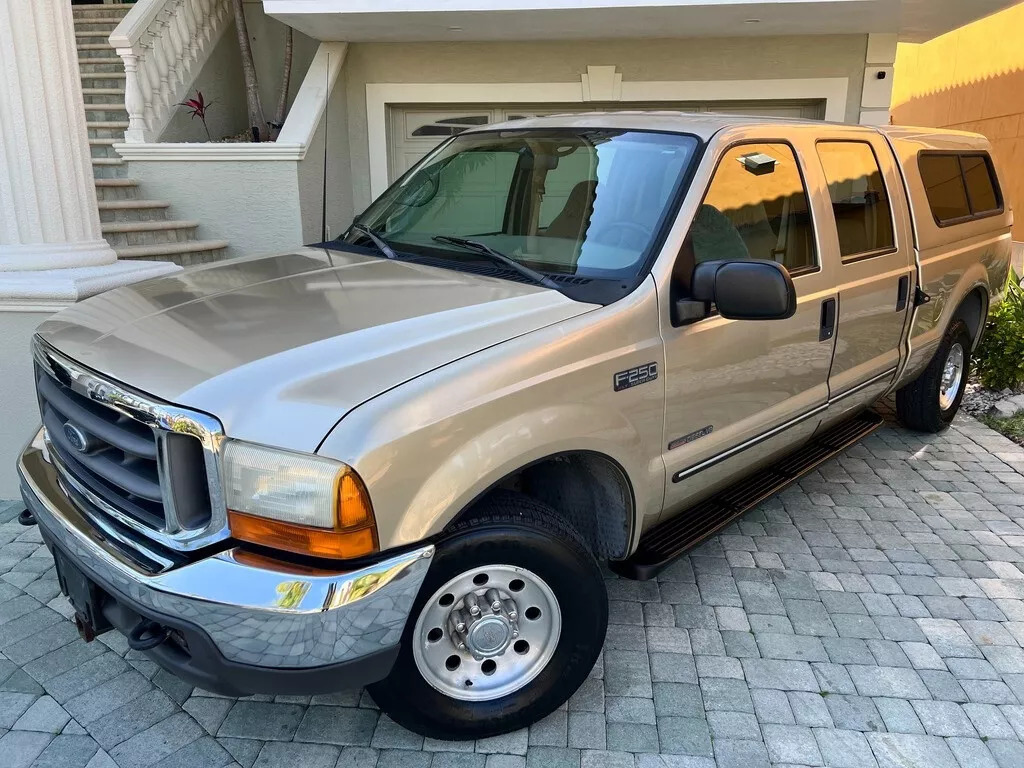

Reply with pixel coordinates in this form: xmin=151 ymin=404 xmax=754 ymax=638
xmin=2 ymin=410 xmax=1024 ymax=768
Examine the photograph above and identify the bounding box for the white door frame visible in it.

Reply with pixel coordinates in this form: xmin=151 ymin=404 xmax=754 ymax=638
xmin=366 ymin=74 xmax=849 ymax=197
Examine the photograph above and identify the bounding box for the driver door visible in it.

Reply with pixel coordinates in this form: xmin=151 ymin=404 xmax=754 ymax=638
xmin=661 ymin=134 xmax=837 ymax=518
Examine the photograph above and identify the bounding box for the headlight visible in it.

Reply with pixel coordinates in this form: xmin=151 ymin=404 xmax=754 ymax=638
xmin=223 ymin=440 xmax=377 ymax=559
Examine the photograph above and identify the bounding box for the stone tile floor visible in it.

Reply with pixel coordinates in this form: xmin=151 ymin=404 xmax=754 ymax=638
xmin=2 ymin=413 xmax=1024 ymax=767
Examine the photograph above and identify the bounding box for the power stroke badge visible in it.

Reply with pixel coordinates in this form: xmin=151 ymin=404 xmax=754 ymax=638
xmin=613 ymin=362 xmax=658 ymax=392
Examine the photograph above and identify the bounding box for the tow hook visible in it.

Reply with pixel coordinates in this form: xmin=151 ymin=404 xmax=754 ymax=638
xmin=73 ymin=612 xmax=97 ymax=642
xmin=18 ymin=509 xmax=36 ymax=526
xmin=127 ymin=620 xmax=171 ymax=651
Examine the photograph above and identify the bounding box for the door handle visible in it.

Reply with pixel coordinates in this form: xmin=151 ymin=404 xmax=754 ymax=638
xmin=820 ymin=298 xmax=836 ymax=342
xmin=896 ymin=275 xmax=910 ymax=311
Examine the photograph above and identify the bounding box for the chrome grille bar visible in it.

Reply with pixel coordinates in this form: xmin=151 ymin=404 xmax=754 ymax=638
xmin=33 ymin=337 xmax=229 ymax=552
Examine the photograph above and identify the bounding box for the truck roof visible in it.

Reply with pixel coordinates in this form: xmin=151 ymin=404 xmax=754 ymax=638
xmin=474 ymin=111 xmax=992 ymax=149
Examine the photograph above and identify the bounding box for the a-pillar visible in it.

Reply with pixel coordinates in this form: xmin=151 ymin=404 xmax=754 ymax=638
xmin=0 ymin=0 xmax=181 ymax=496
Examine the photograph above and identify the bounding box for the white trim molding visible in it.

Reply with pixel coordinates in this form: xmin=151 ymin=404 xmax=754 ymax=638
xmin=366 ymin=74 xmax=849 ymax=197
xmin=114 ymin=143 xmax=308 ymax=162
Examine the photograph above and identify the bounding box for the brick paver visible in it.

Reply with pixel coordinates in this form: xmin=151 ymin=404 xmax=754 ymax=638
xmin=2 ymin=412 xmax=1024 ymax=767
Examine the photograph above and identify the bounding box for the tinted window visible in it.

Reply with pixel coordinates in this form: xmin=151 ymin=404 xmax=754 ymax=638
xmin=919 ymin=152 xmax=1001 ymax=225
xmin=920 ymin=154 xmax=971 ymax=222
xmin=817 ymin=142 xmax=895 ymax=259
xmin=690 ymin=143 xmax=816 ymax=273
xmin=961 ymin=155 xmax=1000 ymax=214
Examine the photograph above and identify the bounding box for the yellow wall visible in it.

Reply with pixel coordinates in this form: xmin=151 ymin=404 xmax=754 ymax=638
xmin=891 ymin=3 xmax=1024 ymax=239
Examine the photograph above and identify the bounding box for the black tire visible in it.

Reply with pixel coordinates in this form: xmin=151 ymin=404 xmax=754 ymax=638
xmin=896 ymin=318 xmax=972 ymax=433
xmin=368 ymin=491 xmax=607 ymax=740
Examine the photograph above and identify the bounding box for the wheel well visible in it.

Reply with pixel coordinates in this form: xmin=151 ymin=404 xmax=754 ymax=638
xmin=452 ymin=452 xmax=634 ymax=560
xmin=953 ymin=288 xmax=988 ymax=348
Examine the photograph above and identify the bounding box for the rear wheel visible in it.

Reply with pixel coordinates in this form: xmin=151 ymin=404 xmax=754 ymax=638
xmin=896 ymin=319 xmax=971 ymax=432
xmin=368 ymin=492 xmax=607 ymax=740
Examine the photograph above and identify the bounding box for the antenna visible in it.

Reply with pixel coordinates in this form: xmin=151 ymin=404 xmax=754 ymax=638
xmin=321 ymin=51 xmax=330 ymax=242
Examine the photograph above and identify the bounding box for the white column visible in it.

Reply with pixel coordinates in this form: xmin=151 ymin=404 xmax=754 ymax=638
xmin=860 ymin=33 xmax=898 ymax=126
xmin=0 ymin=0 xmax=180 ymax=498
xmin=0 ymin=0 xmax=179 ymax=305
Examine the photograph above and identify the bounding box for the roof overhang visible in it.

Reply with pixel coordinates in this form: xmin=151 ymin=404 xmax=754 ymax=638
xmin=263 ymin=0 xmax=1017 ymax=44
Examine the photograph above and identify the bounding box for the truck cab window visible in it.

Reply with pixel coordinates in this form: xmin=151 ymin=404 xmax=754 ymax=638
xmin=817 ymin=141 xmax=895 ymax=259
xmin=691 ymin=143 xmax=817 ymax=274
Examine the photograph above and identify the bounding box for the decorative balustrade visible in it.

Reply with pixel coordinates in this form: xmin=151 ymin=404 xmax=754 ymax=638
xmin=109 ymin=0 xmax=232 ymax=143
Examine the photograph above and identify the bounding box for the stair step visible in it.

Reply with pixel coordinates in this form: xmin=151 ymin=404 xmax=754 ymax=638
xmin=78 ymin=57 xmax=122 ymax=65
xmin=84 ymin=103 xmax=127 ymax=111
xmin=102 ymin=219 xmax=199 ymax=234
xmin=91 ymin=157 xmax=124 ymax=165
xmin=72 ymin=4 xmax=131 ymax=10
xmin=94 ymin=178 xmax=138 ymax=187
xmin=115 ymin=240 xmax=230 ymax=260
xmin=87 ymin=121 xmax=129 ymax=129
xmin=610 ymin=410 xmax=886 ymax=580
xmin=99 ymin=199 xmax=170 ymax=211
xmin=81 ymin=72 xmax=126 ymax=80
xmin=89 ymin=138 xmax=119 ymax=146
xmin=75 ymin=30 xmax=113 ymax=38
xmin=83 ymin=88 xmax=125 ymax=96
xmin=77 ymin=43 xmax=114 ymax=51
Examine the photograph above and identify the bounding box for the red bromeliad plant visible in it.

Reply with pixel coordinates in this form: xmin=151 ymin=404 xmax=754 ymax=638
xmin=178 ymin=91 xmax=214 ymax=141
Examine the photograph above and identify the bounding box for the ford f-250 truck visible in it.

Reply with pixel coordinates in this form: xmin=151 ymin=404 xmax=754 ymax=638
xmin=18 ymin=114 xmax=1012 ymax=739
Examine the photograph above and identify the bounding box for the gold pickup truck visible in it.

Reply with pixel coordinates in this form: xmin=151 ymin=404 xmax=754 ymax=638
xmin=18 ymin=114 xmax=1013 ymax=739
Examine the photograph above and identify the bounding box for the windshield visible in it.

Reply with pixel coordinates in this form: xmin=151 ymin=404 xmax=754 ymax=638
xmin=338 ymin=128 xmax=700 ymax=303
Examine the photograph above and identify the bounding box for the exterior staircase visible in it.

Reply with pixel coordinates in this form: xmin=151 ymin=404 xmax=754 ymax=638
xmin=74 ymin=3 xmax=229 ymax=266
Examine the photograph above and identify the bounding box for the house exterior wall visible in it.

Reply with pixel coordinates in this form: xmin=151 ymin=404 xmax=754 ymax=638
xmin=161 ymin=2 xmax=319 ymax=142
xmin=341 ymin=34 xmax=870 ymax=213
xmin=891 ymin=2 xmax=1024 ymax=243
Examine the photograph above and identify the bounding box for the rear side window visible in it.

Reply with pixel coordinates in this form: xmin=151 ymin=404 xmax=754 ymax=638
xmin=961 ymin=155 xmax=1000 ymax=214
xmin=817 ymin=141 xmax=895 ymax=260
xmin=919 ymin=152 xmax=1002 ymax=225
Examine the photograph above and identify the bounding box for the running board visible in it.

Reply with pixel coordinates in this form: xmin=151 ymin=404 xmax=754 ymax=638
xmin=611 ymin=409 xmax=885 ymax=581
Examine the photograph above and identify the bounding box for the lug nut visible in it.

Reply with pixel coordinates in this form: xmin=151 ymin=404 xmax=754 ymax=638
xmin=485 ymin=588 xmax=503 ymax=612
xmin=503 ymin=599 xmax=518 ymax=621
xmin=465 ymin=593 xmax=482 ymax=616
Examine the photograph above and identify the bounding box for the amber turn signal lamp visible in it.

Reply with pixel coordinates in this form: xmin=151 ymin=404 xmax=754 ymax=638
xmin=228 ymin=468 xmax=379 ymax=559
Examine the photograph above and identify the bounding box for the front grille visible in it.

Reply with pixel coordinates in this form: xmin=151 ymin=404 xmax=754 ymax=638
xmin=33 ymin=338 xmax=227 ymax=551
xmin=39 ymin=370 xmax=167 ymax=529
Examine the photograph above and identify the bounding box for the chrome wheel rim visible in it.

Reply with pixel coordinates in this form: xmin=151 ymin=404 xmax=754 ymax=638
xmin=939 ymin=342 xmax=965 ymax=411
xmin=412 ymin=564 xmax=561 ymax=702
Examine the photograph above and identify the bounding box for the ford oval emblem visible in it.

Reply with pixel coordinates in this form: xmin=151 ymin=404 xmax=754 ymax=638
xmin=63 ymin=422 xmax=91 ymax=454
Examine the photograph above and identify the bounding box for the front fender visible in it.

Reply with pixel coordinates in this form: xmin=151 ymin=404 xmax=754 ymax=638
xmin=318 ymin=278 xmax=666 ymax=554
xmin=396 ymin=405 xmax=647 ymax=547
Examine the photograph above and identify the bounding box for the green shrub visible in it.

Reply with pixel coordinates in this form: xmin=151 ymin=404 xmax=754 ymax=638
xmin=974 ymin=270 xmax=1024 ymax=391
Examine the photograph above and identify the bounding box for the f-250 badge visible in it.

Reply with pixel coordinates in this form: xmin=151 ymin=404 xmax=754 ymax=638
xmin=613 ymin=362 xmax=658 ymax=392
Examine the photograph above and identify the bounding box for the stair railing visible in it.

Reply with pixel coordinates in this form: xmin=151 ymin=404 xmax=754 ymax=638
xmin=109 ymin=0 xmax=232 ymax=143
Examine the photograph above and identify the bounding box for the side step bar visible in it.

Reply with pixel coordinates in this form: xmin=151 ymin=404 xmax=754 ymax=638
xmin=611 ymin=409 xmax=885 ymax=581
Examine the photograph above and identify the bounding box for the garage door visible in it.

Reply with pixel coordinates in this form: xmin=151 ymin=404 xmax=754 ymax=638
xmin=388 ymin=100 xmax=825 ymax=181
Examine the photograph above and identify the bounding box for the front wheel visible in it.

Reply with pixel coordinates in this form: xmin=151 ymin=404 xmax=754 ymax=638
xmin=368 ymin=492 xmax=607 ymax=740
xmin=896 ymin=318 xmax=972 ymax=432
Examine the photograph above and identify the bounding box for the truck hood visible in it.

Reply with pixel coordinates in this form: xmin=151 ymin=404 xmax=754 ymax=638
xmin=37 ymin=247 xmax=596 ymax=451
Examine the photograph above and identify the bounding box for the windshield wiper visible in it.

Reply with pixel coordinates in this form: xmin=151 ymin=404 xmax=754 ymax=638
xmin=349 ymin=223 xmax=399 ymax=260
xmin=432 ymin=235 xmax=562 ymax=291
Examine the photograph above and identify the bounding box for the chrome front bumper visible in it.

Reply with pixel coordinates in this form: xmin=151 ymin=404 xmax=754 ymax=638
xmin=18 ymin=431 xmax=433 ymax=689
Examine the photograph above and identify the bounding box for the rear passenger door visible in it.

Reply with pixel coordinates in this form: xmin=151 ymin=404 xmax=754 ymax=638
xmin=814 ymin=133 xmax=915 ymax=412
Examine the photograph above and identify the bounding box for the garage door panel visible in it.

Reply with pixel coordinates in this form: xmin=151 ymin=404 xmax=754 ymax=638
xmin=388 ymin=100 xmax=825 ymax=183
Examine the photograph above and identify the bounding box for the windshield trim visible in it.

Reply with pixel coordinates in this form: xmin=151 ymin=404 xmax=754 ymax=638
xmin=326 ymin=127 xmax=707 ymax=305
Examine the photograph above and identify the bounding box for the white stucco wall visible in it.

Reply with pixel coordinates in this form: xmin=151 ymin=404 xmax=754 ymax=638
xmin=161 ymin=3 xmax=319 ymax=142
xmin=342 ymin=34 xmax=870 ymax=211
xmin=298 ymin=74 xmax=354 ymax=242
xmin=0 ymin=312 xmax=52 ymax=498
xmin=126 ymin=158 xmax=305 ymax=259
